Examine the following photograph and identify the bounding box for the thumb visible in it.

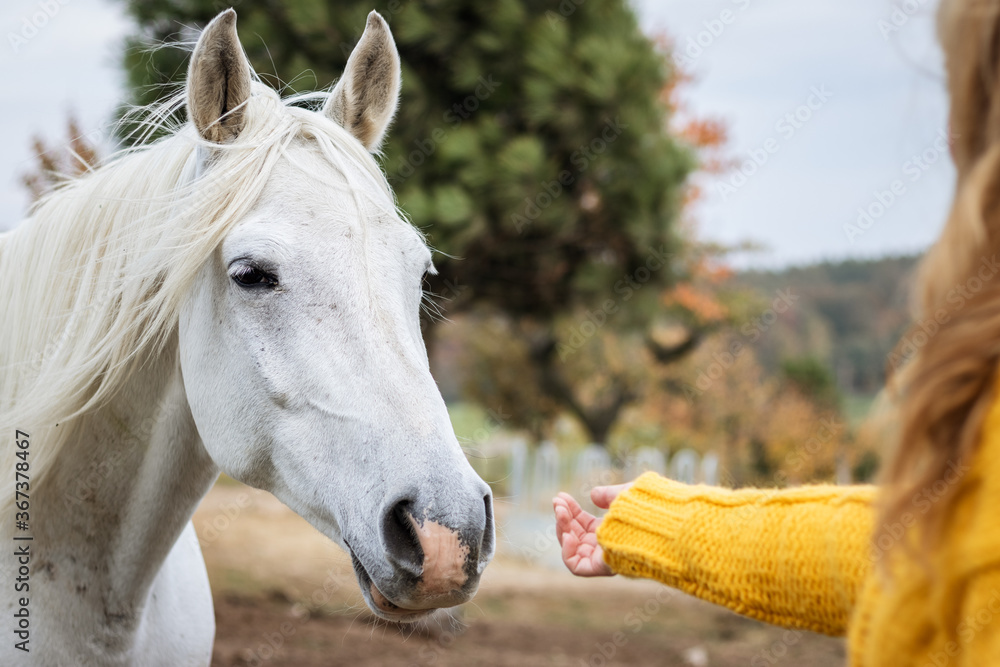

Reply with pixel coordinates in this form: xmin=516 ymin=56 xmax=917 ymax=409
xmin=591 ymin=483 xmax=631 ymax=510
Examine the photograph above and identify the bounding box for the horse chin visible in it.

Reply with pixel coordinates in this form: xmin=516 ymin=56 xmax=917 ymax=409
xmin=349 ymin=553 xmax=437 ymax=624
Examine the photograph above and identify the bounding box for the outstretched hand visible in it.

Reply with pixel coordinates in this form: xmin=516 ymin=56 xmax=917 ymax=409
xmin=552 ymin=484 xmax=630 ymax=577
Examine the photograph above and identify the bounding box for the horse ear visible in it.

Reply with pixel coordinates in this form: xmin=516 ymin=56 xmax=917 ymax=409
xmin=324 ymin=12 xmax=401 ymax=152
xmin=187 ymin=9 xmax=252 ymax=144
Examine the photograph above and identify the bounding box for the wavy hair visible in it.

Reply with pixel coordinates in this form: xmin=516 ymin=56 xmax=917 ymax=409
xmin=878 ymin=0 xmax=1000 ymax=563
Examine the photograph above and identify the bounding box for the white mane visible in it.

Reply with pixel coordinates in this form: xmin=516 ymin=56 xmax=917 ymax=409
xmin=0 ymin=82 xmax=392 ymax=505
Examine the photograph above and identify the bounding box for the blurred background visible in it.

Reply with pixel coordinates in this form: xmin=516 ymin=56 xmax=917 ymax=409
xmin=2 ymin=0 xmax=949 ymax=665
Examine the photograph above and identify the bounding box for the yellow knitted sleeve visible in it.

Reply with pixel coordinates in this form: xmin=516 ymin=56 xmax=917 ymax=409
xmin=596 ymin=471 xmax=876 ymax=636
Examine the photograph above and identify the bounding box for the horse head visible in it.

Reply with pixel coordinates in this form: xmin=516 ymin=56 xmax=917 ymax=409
xmin=178 ymin=9 xmax=495 ymax=622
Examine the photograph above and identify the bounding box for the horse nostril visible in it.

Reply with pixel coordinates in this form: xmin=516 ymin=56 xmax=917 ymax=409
xmin=480 ymin=493 xmax=495 ymax=567
xmin=381 ymin=499 xmax=423 ymax=578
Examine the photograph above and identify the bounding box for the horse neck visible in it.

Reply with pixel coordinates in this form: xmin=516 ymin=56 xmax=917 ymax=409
xmin=37 ymin=334 xmax=219 ymax=614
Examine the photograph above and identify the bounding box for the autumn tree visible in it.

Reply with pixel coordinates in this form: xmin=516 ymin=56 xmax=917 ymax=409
xmin=641 ymin=338 xmax=849 ymax=487
xmin=21 ymin=115 xmax=101 ymax=203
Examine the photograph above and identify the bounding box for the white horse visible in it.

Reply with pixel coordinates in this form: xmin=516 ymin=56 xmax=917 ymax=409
xmin=0 ymin=10 xmax=494 ymax=666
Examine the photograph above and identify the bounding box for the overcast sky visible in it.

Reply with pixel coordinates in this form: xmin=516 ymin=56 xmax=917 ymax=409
xmin=1 ymin=0 xmax=950 ymax=268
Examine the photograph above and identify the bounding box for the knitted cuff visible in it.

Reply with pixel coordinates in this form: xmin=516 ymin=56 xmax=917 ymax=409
xmin=596 ymin=471 xmax=692 ymax=582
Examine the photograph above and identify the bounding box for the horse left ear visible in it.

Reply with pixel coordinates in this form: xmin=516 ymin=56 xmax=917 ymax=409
xmin=324 ymin=11 xmax=401 ymax=152
xmin=187 ymin=9 xmax=252 ymax=144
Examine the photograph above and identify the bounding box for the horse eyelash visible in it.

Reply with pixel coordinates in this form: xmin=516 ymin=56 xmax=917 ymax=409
xmin=230 ymin=264 xmax=279 ymax=287
xmin=419 ymin=285 xmax=449 ymax=324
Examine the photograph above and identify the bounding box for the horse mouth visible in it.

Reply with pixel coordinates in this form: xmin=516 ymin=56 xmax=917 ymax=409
xmin=348 ymin=551 xmax=432 ymax=623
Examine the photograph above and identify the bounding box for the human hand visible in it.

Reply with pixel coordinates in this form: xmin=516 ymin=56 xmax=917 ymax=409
xmin=552 ymin=484 xmax=630 ymax=577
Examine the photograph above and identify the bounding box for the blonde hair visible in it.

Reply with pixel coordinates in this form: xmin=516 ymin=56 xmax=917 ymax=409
xmin=0 ymin=82 xmax=391 ymax=509
xmin=878 ymin=0 xmax=1000 ymax=562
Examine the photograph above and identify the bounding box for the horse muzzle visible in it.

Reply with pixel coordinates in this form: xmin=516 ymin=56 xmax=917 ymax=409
xmin=348 ymin=482 xmax=495 ymax=621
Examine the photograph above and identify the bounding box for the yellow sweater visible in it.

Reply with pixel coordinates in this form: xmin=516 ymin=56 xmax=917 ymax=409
xmin=597 ymin=399 xmax=1000 ymax=665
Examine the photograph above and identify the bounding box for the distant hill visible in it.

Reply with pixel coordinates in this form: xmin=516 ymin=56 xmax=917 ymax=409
xmin=733 ymin=255 xmax=920 ymax=395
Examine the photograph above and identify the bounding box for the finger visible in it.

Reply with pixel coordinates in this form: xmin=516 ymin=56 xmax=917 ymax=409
xmin=562 ymin=530 xmax=602 ymax=577
xmin=591 ymin=483 xmax=631 ymax=509
xmin=566 ymin=538 xmax=609 ymax=578
xmin=553 ymin=503 xmax=571 ymax=546
xmin=581 ymin=512 xmax=602 ymax=535
xmin=559 ymin=496 xmax=602 ymax=536
xmin=558 ymin=492 xmax=586 ymax=519
xmin=560 ymin=523 xmax=583 ymax=573
xmin=561 ymin=499 xmax=599 ymax=535
xmin=556 ymin=492 xmax=582 ymax=514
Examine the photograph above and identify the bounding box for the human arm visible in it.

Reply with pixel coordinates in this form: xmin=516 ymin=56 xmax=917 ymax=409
xmin=595 ymin=472 xmax=877 ymax=636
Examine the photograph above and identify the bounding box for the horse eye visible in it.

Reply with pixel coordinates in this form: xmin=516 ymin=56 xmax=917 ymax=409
xmin=230 ymin=264 xmax=278 ymax=288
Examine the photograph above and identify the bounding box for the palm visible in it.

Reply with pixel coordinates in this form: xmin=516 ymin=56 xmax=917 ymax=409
xmin=553 ymin=492 xmax=613 ymax=577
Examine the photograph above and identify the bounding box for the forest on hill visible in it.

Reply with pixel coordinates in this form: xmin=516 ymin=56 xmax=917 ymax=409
xmin=734 ymin=254 xmax=919 ymax=397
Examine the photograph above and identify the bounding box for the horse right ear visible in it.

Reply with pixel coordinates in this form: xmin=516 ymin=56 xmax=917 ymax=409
xmin=187 ymin=9 xmax=252 ymax=144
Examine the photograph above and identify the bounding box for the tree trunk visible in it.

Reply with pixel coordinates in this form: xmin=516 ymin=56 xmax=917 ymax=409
xmin=523 ymin=329 xmax=633 ymax=447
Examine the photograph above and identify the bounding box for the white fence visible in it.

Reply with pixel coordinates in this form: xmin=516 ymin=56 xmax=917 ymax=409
xmin=486 ymin=440 xmax=721 ymax=567
xmin=499 ymin=439 xmax=719 ymax=513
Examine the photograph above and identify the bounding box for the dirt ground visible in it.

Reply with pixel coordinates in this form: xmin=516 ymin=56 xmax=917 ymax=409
xmin=196 ymin=482 xmax=847 ymax=667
